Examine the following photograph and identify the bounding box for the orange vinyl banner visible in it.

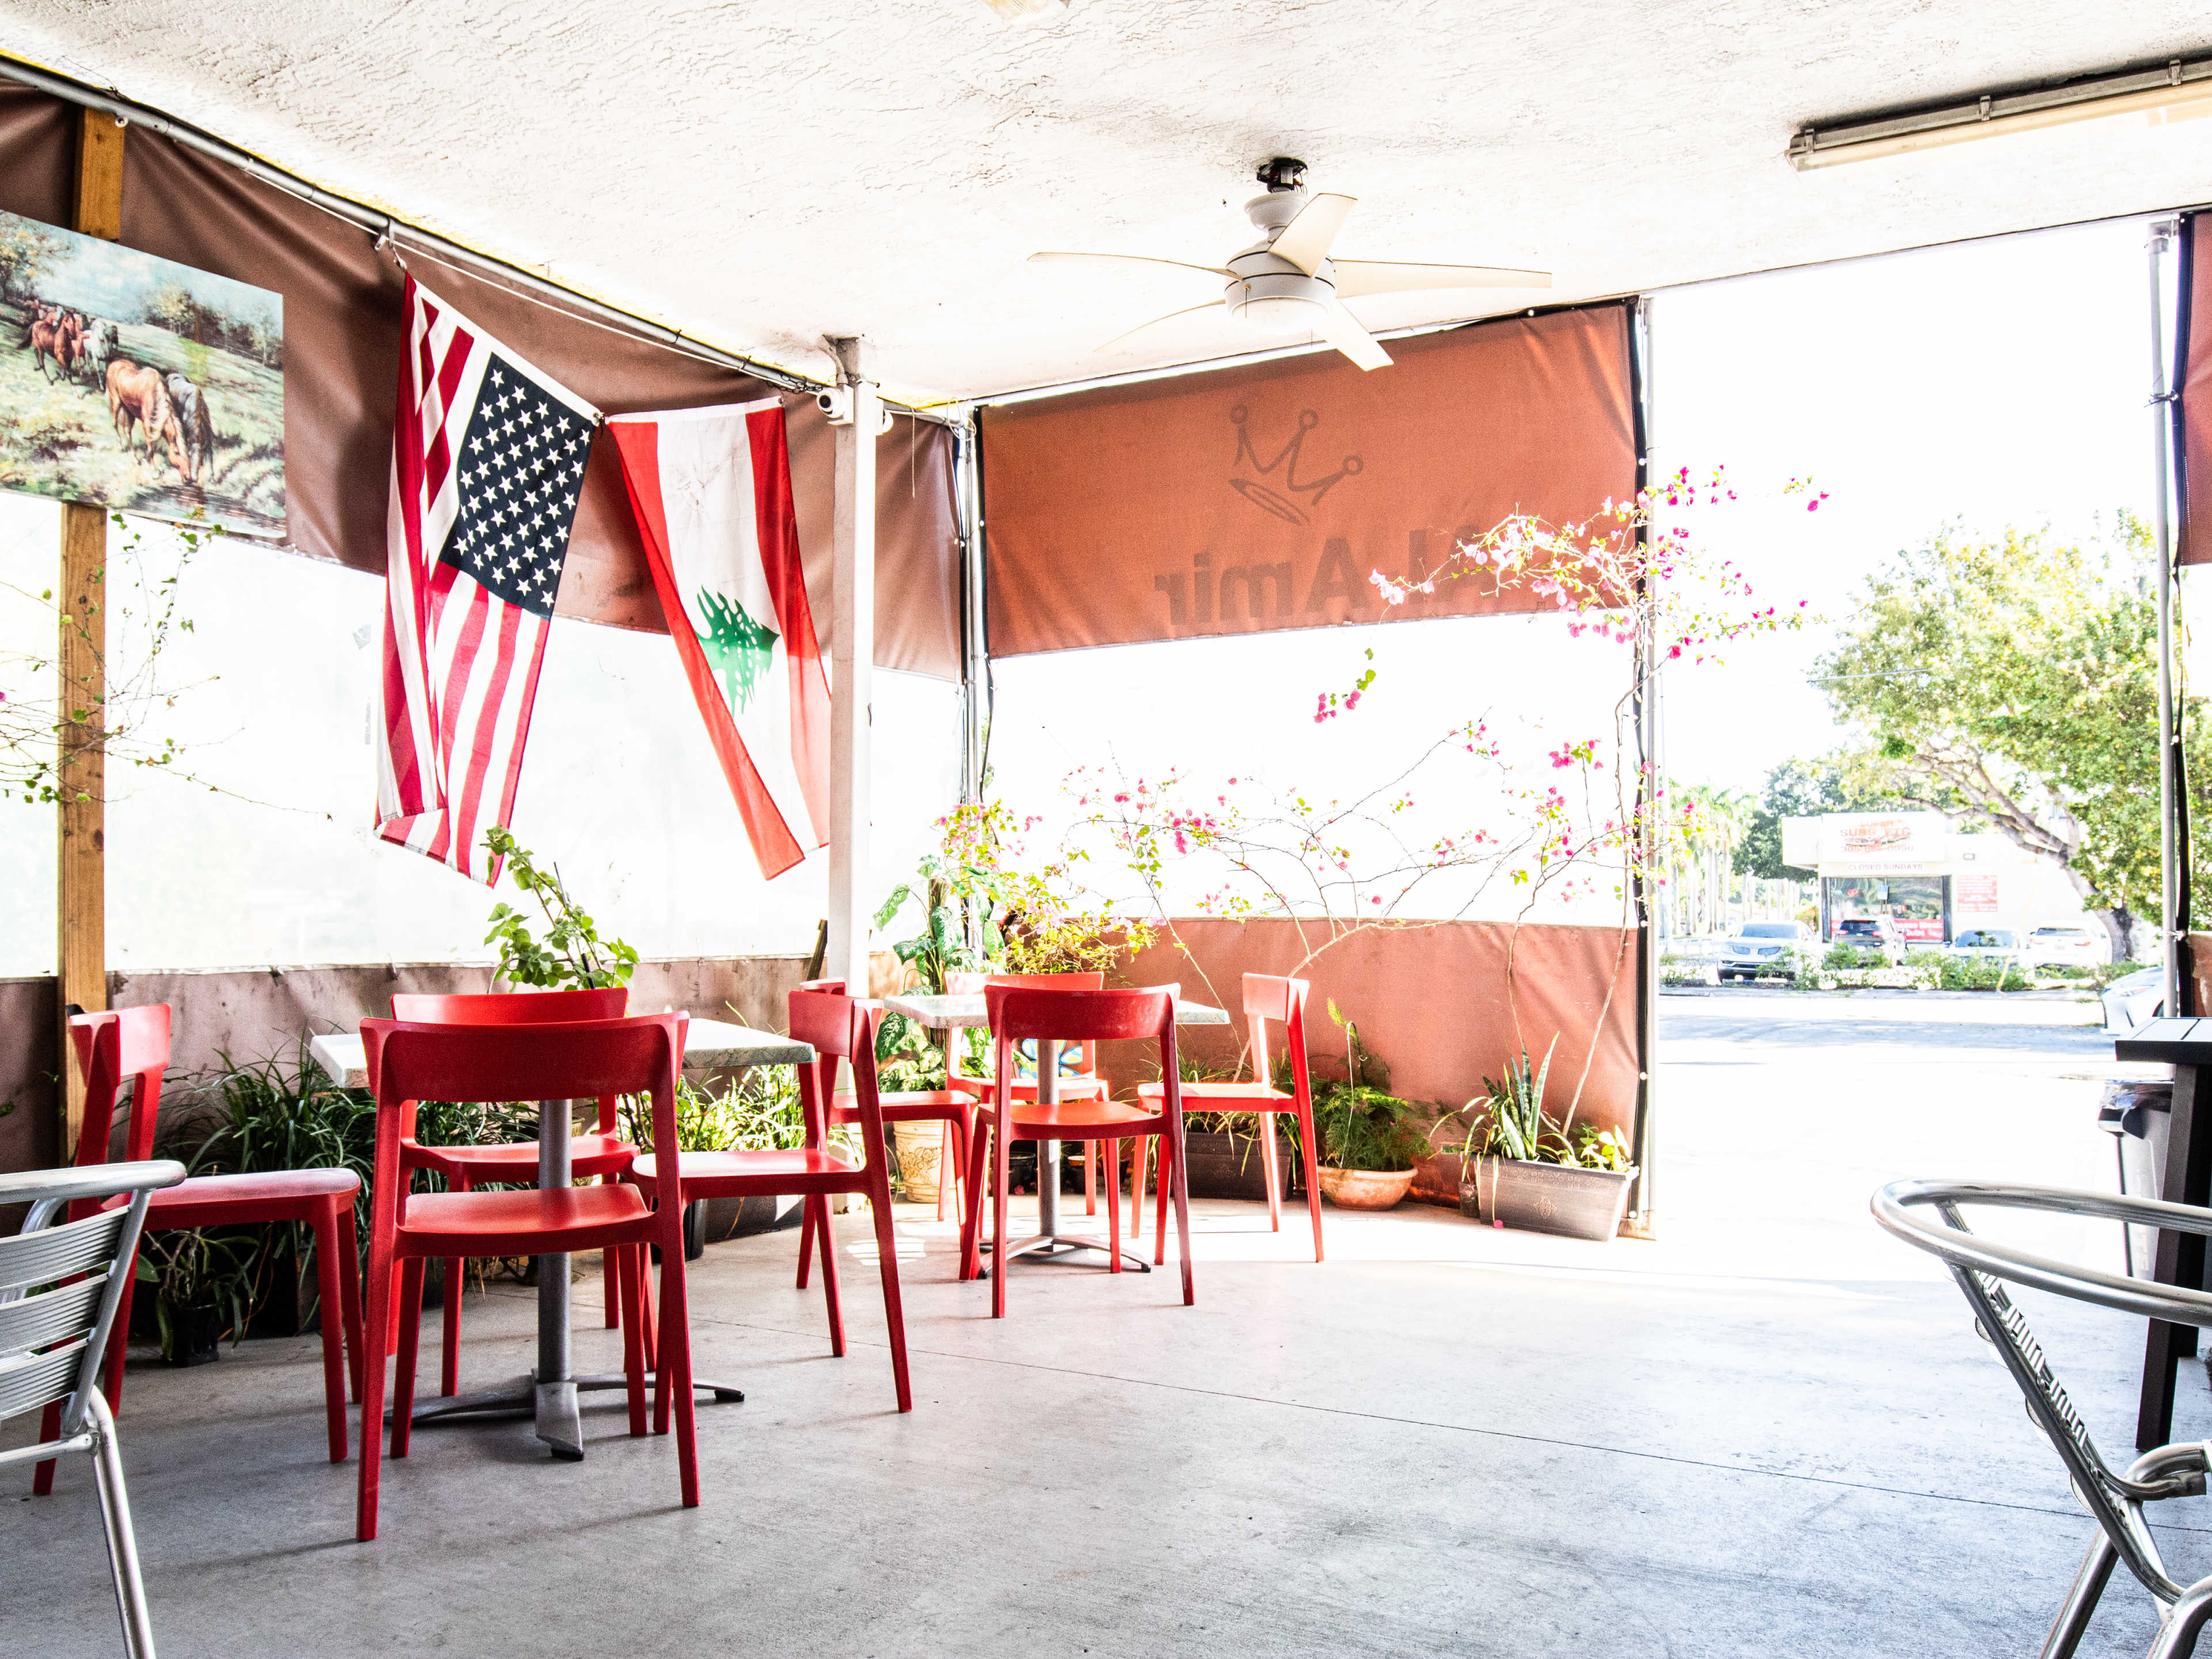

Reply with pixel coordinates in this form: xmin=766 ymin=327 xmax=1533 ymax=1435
xmin=979 ymin=303 xmax=1637 ymax=657
xmin=2182 ymin=213 xmax=2212 ymax=567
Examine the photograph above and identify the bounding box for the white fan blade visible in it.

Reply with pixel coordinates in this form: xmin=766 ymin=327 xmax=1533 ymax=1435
xmin=1268 ymin=193 xmax=1357 ymax=275
xmin=1312 ymin=298 xmax=1392 ymax=371
xmin=1096 ymin=301 xmax=1225 ymax=355
xmin=1330 ymin=259 xmax=1552 ymax=297
xmin=1030 ymin=251 xmax=1228 ymax=280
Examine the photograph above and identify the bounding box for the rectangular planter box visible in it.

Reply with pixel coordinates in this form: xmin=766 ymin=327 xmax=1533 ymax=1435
xmin=1461 ymin=1157 xmax=1637 ymax=1241
xmin=1181 ymin=1129 xmax=1294 ymax=1202
xmin=1411 ymin=1150 xmax=1468 ymax=1208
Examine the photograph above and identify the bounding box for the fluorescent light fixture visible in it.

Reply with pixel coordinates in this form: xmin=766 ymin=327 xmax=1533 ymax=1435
xmin=1790 ymin=55 xmax=2212 ymax=170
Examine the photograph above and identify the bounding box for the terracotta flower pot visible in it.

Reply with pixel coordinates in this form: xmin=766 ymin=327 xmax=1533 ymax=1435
xmin=1316 ymin=1166 xmax=1416 ymax=1210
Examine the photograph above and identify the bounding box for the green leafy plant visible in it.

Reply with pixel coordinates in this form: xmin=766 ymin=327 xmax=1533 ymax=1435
xmin=483 ymin=827 xmax=639 ymax=989
xmin=132 ymin=1229 xmax=256 ymax=1359
xmin=1463 ymin=1036 xmax=1630 ymax=1171
xmin=1314 ymin=1084 xmax=1423 ymax=1173
xmin=620 ymin=1063 xmax=807 ymax=1156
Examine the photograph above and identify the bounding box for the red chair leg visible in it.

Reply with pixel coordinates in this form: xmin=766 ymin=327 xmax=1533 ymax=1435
xmin=1105 ymin=1140 xmax=1122 ymax=1274
xmin=959 ymin=1116 xmax=991 ymax=1281
xmin=30 ymin=1400 xmax=62 ymax=1497
xmin=1260 ymin=1120 xmax=1284 ymax=1233
xmin=357 ymin=1220 xmax=394 ymax=1541
xmin=817 ymin=1196 xmax=847 ymax=1357
xmin=338 ymin=1204 xmax=364 ymax=1400
xmin=312 ymin=1202 xmax=349 ymax=1462
xmin=936 ymin=1119 xmax=954 ymax=1223
xmin=992 ymin=1112 xmax=1012 ymax=1319
xmin=441 ymin=1174 xmax=469 ymax=1398
xmin=1084 ymin=1142 xmax=1097 ymax=1216
xmin=1169 ymin=1131 xmax=1195 ymax=1306
xmin=864 ymin=1165 xmax=914 ymax=1412
xmin=1154 ymin=1134 xmax=1171 ymax=1267
xmin=602 ymin=1185 xmax=619 ymax=1329
xmin=1297 ymin=1101 xmax=1325 ymax=1263
xmin=661 ymin=1250 xmax=701 ymax=1509
xmin=796 ymin=1192 xmax=819 ymax=1289
xmin=1131 ymin=1136 xmax=1151 ymax=1244
xmin=392 ymin=1256 xmax=426 ymax=1460
xmin=619 ymin=1244 xmax=647 ymax=1437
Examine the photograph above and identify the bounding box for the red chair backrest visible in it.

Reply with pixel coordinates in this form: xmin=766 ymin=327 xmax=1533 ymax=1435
xmin=982 ymin=984 xmax=1181 ymax=1116
xmin=388 ymin=988 xmax=629 ymax=1134
xmin=1240 ymin=973 xmax=1311 ymax=1098
xmin=361 ymin=1014 xmax=685 ymax=1233
xmin=984 ymin=983 xmax=1176 ymax=1044
xmin=787 ymin=987 xmax=888 ymax=1158
xmin=66 ymin=1004 xmax=171 ymax=1171
xmin=390 ymin=988 xmax=626 ymax=1023
xmin=947 ymin=972 xmax=1107 ymax=1075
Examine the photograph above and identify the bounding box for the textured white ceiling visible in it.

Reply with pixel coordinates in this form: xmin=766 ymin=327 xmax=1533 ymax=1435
xmin=7 ymin=2 xmax=2212 ymax=403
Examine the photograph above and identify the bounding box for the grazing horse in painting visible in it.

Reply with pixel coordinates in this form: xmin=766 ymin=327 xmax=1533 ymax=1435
xmin=106 ymin=358 xmax=186 ymax=477
xmin=166 ymin=373 xmax=214 ymax=485
xmin=29 ymin=306 xmax=79 ymax=383
xmin=73 ymin=317 xmax=116 ymax=386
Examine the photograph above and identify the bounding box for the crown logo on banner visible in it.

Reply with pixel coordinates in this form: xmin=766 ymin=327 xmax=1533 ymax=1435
xmin=1227 ymin=405 xmax=1363 ymax=527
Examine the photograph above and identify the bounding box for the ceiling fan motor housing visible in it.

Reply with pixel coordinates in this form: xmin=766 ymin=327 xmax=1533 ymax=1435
xmin=1228 ymin=183 xmax=1332 ymax=330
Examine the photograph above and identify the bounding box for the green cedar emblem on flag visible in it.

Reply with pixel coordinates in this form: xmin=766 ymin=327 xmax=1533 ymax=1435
xmin=695 ymin=587 xmax=779 ymax=713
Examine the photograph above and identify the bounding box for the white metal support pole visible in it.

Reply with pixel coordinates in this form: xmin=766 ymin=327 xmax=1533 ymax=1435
xmin=827 ymin=336 xmax=878 ymax=996
xmin=2152 ymin=223 xmax=2182 ymax=1014
xmin=954 ymin=413 xmax=987 ymax=802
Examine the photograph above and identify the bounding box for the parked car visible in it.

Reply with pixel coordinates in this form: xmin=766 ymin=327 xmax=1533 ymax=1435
xmin=2101 ymin=965 xmax=2164 ymax=1035
xmin=1718 ymin=920 xmax=1808 ymax=982
xmin=2026 ymin=925 xmax=2103 ymax=967
xmin=1832 ymin=916 xmax=1907 ymax=964
xmin=1949 ymin=927 xmax=2021 ymax=959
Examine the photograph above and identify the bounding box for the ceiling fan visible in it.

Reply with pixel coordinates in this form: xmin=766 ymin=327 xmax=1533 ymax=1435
xmin=1031 ymin=157 xmax=1551 ymax=371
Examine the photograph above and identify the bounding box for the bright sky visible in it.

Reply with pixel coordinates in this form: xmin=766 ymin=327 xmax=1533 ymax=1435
xmin=1649 ymin=214 xmax=2164 ymax=794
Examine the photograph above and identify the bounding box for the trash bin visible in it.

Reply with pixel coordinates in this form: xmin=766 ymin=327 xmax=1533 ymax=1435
xmin=2098 ymin=1078 xmax=2173 ymax=1278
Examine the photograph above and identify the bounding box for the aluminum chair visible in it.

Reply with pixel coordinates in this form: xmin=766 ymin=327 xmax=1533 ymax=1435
xmin=1 ymin=1158 xmax=186 ymax=1658
xmin=1874 ymin=1179 xmax=2212 ymax=1659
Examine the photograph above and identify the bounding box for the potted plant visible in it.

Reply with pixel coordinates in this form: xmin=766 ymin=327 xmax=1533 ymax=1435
xmin=1310 ymin=1009 xmax=1423 ymax=1210
xmin=1459 ymin=1038 xmax=1638 ymax=1241
xmin=134 ymin=1228 xmax=256 ymax=1367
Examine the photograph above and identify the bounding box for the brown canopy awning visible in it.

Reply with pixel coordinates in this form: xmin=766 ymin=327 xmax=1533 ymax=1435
xmin=979 ymin=302 xmax=1637 ymax=657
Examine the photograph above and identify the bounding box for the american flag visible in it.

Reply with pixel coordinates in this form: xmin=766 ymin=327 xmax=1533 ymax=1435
xmin=376 ymin=275 xmax=599 ymax=882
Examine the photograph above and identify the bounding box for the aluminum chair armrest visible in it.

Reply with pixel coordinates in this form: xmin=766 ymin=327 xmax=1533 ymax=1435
xmin=1873 ymin=1178 xmax=2212 ymax=1326
xmin=0 ymin=1160 xmax=185 ymax=1210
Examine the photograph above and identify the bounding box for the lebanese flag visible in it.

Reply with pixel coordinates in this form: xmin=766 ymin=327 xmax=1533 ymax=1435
xmin=607 ymin=400 xmax=831 ymax=878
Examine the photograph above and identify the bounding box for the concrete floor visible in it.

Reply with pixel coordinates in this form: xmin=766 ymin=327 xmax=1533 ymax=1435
xmin=9 ymin=988 xmax=2212 ymax=1656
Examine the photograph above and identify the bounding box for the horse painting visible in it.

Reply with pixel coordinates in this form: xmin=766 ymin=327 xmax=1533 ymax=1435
xmin=106 ymin=359 xmax=186 ymax=478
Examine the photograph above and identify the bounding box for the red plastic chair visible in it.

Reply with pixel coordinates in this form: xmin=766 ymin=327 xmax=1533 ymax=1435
xmin=961 ymin=984 xmax=1193 ymax=1317
xmin=809 ymin=977 xmax=980 ymax=1225
xmin=1135 ymin=973 xmax=1324 ymax=1262
xmin=388 ymin=989 xmax=631 ymax=1395
xmin=356 ymin=1013 xmax=692 ymax=1541
xmin=31 ymin=1004 xmax=363 ymax=1494
xmin=629 ymin=987 xmax=912 ymax=1412
xmin=945 ymin=972 xmax=1115 ymax=1214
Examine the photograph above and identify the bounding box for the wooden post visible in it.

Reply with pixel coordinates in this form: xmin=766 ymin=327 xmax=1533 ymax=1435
xmin=57 ymin=109 xmax=124 ymax=1156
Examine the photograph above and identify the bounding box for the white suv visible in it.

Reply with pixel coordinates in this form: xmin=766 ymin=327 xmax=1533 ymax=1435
xmin=1719 ymin=920 xmax=1808 ymax=982
xmin=2027 ymin=926 xmax=2103 ymax=967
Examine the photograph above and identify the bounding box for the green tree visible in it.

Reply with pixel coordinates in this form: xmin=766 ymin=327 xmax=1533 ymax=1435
xmin=0 ymin=219 xmax=62 ymax=304
xmin=1734 ymin=754 xmax=1903 ymax=880
xmin=1813 ymin=517 xmax=2212 ymax=960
